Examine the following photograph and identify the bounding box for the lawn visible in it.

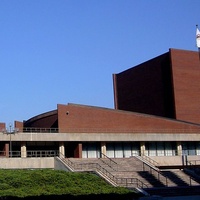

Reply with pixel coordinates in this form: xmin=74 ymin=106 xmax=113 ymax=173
xmin=0 ymin=169 xmax=135 ymax=198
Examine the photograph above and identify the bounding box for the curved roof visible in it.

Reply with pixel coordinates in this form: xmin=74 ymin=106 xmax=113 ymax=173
xmin=24 ymin=110 xmax=58 ymax=128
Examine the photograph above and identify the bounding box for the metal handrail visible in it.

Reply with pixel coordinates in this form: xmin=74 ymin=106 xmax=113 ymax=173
xmin=0 ymin=150 xmax=59 ymax=158
xmin=23 ymin=127 xmax=59 ymax=133
xmin=0 ymin=151 xmax=21 ymax=157
xmin=115 ymin=177 xmax=147 ymax=188
xmin=27 ymin=150 xmax=59 ymax=157
xmin=60 ymin=157 xmax=116 ymax=181
xmin=142 ymin=162 xmax=168 ymax=186
xmin=134 ymin=155 xmax=168 ymax=187
xmin=139 ymin=156 xmax=198 ymax=187
xmin=57 ymin=128 xmax=200 ymax=133
xmin=140 ymin=154 xmax=159 ymax=167
xmin=99 ymin=153 xmax=118 ymax=171
xmin=100 ymin=152 xmax=118 ymax=164
xmin=187 ymin=160 xmax=200 ymax=166
xmin=59 ymin=155 xmax=148 ymax=188
xmin=10 ymin=127 xmax=200 ymax=134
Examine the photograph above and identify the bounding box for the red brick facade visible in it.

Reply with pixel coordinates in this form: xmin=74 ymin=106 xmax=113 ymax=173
xmin=113 ymin=49 xmax=200 ymax=125
xmin=170 ymin=49 xmax=200 ymax=124
xmin=0 ymin=123 xmax=6 ymax=131
xmin=113 ymin=52 xmax=175 ymax=118
xmin=23 ymin=103 xmax=200 ymax=134
xmin=14 ymin=121 xmax=24 ymax=132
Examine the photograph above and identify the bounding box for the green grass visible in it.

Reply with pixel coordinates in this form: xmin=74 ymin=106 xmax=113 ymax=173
xmin=0 ymin=169 xmax=133 ymax=198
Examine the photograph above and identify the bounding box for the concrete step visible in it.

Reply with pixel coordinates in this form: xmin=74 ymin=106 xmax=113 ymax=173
xmin=161 ymin=170 xmax=200 ymax=186
xmin=62 ymin=157 xmax=199 ymax=189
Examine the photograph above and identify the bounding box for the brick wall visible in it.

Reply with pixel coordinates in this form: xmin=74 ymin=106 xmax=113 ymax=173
xmin=170 ymin=49 xmax=200 ymax=124
xmin=57 ymin=103 xmax=200 ymax=133
xmin=15 ymin=121 xmax=24 ymax=132
xmin=0 ymin=122 xmax=6 ymax=132
xmin=114 ymin=48 xmax=200 ymax=125
xmin=113 ymin=51 xmax=175 ymax=118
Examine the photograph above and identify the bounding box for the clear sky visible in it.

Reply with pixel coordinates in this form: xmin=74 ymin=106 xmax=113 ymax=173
xmin=0 ymin=0 xmax=199 ymax=127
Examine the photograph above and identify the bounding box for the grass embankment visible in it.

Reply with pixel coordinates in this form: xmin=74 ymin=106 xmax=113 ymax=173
xmin=0 ymin=169 xmax=135 ymax=199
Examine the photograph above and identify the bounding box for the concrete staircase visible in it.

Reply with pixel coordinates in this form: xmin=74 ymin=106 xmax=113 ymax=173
xmin=58 ymin=156 xmax=200 ymax=197
xmin=59 ymin=157 xmax=119 ymax=186
xmin=161 ymin=170 xmax=196 ymax=187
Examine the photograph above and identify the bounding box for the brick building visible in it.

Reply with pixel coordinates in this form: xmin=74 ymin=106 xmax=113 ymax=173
xmin=0 ymin=48 xmax=200 ymax=160
xmin=113 ymin=48 xmax=200 ymax=124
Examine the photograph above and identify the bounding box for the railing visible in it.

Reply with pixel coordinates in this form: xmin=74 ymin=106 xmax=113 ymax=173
xmin=23 ymin=128 xmax=59 ymax=133
xmin=115 ymin=177 xmax=148 ymax=188
xmin=134 ymin=155 xmax=168 ymax=186
xmin=0 ymin=150 xmax=59 ymax=158
xmin=27 ymin=150 xmax=59 ymax=157
xmin=140 ymin=154 xmax=159 ymax=167
xmin=5 ymin=127 xmax=200 ymax=134
xmin=184 ymin=161 xmax=200 ymax=184
xmin=0 ymin=151 xmax=21 ymax=157
xmin=99 ymin=153 xmax=118 ymax=171
xmin=59 ymin=155 xmax=148 ymax=188
xmin=132 ymin=150 xmax=195 ymax=157
xmin=135 ymin=155 xmax=199 ymax=187
xmin=187 ymin=160 xmax=200 ymax=166
xmin=142 ymin=161 xmax=168 ymax=186
xmin=1 ymin=128 xmax=19 ymax=134
xmin=57 ymin=128 xmax=200 ymax=133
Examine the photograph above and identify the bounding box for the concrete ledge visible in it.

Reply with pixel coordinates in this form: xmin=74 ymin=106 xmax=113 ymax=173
xmin=1 ymin=132 xmax=200 ymax=142
xmin=0 ymin=157 xmax=54 ymax=169
xmin=152 ymin=155 xmax=200 ymax=166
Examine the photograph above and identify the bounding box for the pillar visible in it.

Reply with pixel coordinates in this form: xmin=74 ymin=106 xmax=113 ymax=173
xmin=21 ymin=142 xmax=27 ymax=158
xmin=101 ymin=142 xmax=106 ymax=158
xmin=177 ymin=141 xmax=182 ymax=156
xmin=74 ymin=143 xmax=82 ymax=158
xmin=5 ymin=143 xmax=9 ymax=157
xmin=59 ymin=142 xmax=65 ymax=158
xmin=140 ymin=142 xmax=146 ymax=156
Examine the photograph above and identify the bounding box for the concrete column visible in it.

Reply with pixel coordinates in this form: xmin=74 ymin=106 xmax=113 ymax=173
xmin=59 ymin=142 xmax=65 ymax=158
xmin=140 ymin=142 xmax=146 ymax=156
xmin=101 ymin=142 xmax=106 ymax=158
xmin=177 ymin=142 xmax=182 ymax=156
xmin=5 ymin=143 xmax=9 ymax=157
xmin=21 ymin=142 xmax=27 ymax=158
xmin=74 ymin=143 xmax=82 ymax=158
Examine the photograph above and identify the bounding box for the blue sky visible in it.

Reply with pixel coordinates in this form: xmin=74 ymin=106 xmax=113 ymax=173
xmin=0 ymin=0 xmax=199 ymax=127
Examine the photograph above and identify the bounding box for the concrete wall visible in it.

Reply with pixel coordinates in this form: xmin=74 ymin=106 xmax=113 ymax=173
xmin=152 ymin=155 xmax=200 ymax=166
xmin=0 ymin=157 xmax=54 ymax=169
xmin=54 ymin=157 xmax=70 ymax=171
xmin=0 ymin=157 xmax=71 ymax=171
